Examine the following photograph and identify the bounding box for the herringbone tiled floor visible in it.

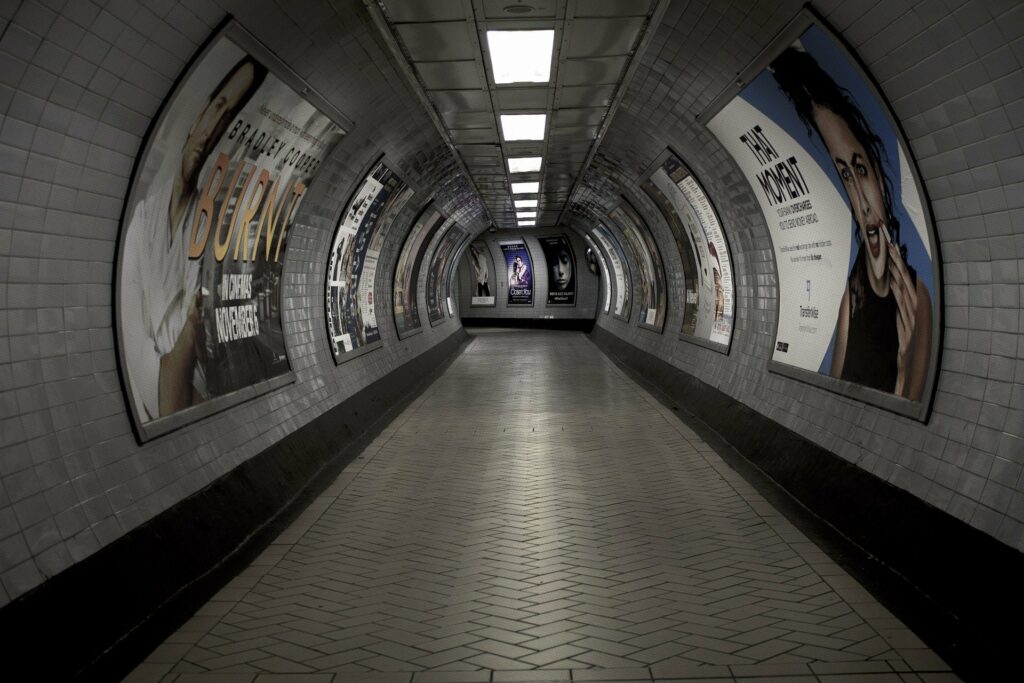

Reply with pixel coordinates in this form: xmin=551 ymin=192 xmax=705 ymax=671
xmin=127 ymin=330 xmax=957 ymax=682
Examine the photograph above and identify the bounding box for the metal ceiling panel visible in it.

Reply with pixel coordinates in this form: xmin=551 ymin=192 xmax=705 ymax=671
xmin=552 ymin=107 xmax=605 ymax=127
xmin=574 ymin=0 xmax=653 ymax=18
xmin=442 ymin=111 xmax=496 ymax=129
xmin=481 ymin=0 xmax=559 ymax=19
xmin=397 ymin=22 xmax=477 ymax=62
xmin=450 ymin=128 xmax=500 ymax=144
xmin=560 ymin=57 xmax=628 ymax=86
xmin=564 ymin=18 xmax=645 ymax=58
xmin=496 ymin=87 xmax=549 ymax=110
xmin=558 ymin=84 xmax=615 ymax=108
xmin=432 ymin=89 xmax=492 ymax=112
xmin=418 ymin=61 xmax=484 ymax=89
xmin=384 ymin=0 xmax=468 ymax=23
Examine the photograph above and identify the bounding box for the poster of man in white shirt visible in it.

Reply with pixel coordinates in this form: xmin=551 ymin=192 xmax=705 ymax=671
xmin=116 ymin=26 xmax=345 ymax=438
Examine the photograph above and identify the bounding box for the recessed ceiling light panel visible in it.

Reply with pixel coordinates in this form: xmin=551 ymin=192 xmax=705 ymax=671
xmin=508 ymin=156 xmax=543 ymax=173
xmin=514 ymin=199 xmax=538 ymax=208
xmin=511 ymin=182 xmax=540 ymax=194
xmin=487 ymin=30 xmax=554 ymax=84
xmin=500 ymin=114 xmax=546 ymax=141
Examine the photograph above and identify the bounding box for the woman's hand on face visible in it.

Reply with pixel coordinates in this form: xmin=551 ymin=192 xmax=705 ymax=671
xmin=887 ymin=241 xmax=917 ymax=397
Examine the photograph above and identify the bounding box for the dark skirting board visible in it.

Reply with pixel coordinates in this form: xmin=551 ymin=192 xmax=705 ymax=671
xmin=588 ymin=324 xmax=1023 ymax=682
xmin=0 ymin=328 xmax=471 ymax=682
xmin=461 ymin=317 xmax=595 ymax=332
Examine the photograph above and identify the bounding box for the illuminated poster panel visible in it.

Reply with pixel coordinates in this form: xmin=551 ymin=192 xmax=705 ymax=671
xmin=326 ymin=161 xmax=409 ymax=362
xmin=584 ymin=234 xmax=612 ymax=315
xmin=610 ymin=202 xmax=666 ymax=332
xmin=644 ymin=152 xmax=734 ymax=349
xmin=393 ymin=205 xmax=445 ymax=338
xmin=445 ymin=234 xmax=473 ymax=317
xmin=501 ymin=241 xmax=534 ymax=305
xmin=591 ymin=223 xmax=630 ymax=320
xmin=705 ymin=15 xmax=939 ymax=418
xmin=468 ymin=240 xmax=496 ymax=306
xmin=539 ymin=235 xmax=576 ymax=306
xmin=427 ymin=223 xmax=467 ymax=324
xmin=116 ymin=22 xmax=347 ymax=441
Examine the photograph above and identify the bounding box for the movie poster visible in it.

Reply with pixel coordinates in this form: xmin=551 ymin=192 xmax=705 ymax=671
xmin=326 ymin=162 xmax=410 ymax=361
xmin=584 ymin=234 xmax=612 ymax=314
xmin=539 ymin=235 xmax=576 ymax=306
xmin=393 ymin=205 xmax=445 ymax=338
xmin=116 ymin=27 xmax=345 ymax=438
xmin=427 ymin=223 xmax=467 ymax=323
xmin=501 ymin=241 xmax=533 ymax=305
xmin=645 ymin=152 xmax=734 ymax=347
xmin=468 ymin=240 xmax=495 ymax=306
xmin=610 ymin=203 xmax=666 ymax=331
xmin=706 ymin=21 xmax=938 ymax=408
xmin=591 ymin=224 xmax=630 ymax=320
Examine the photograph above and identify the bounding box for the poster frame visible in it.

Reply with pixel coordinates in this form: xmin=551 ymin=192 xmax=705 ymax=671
xmin=112 ymin=17 xmax=353 ymax=443
xmin=640 ymin=147 xmax=735 ymax=355
xmin=426 ymin=222 xmax=466 ymax=325
xmin=582 ymin=231 xmax=613 ymax=316
xmin=391 ymin=200 xmax=444 ymax=341
xmin=539 ymin=233 xmax=578 ymax=308
xmin=324 ymin=152 xmax=399 ymax=366
xmin=608 ymin=196 xmax=667 ymax=334
xmin=500 ymin=239 xmax=536 ymax=307
xmin=591 ymin=222 xmax=632 ymax=322
xmin=467 ymin=238 xmax=497 ymax=308
xmin=445 ymin=233 xmax=475 ymax=317
xmin=700 ymin=8 xmax=942 ymax=422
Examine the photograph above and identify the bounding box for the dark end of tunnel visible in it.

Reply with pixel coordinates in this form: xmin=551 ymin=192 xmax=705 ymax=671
xmin=461 ymin=317 xmax=596 ymax=332
xmin=0 ymin=328 xmax=472 ymax=682
xmin=588 ymin=324 xmax=1024 ymax=682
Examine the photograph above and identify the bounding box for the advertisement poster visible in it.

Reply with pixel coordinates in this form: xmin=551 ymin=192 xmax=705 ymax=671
xmin=501 ymin=241 xmax=533 ymax=305
xmin=584 ymin=234 xmax=612 ymax=314
xmin=427 ymin=223 xmax=467 ymax=323
xmin=468 ymin=240 xmax=495 ymax=306
xmin=116 ymin=28 xmax=345 ymax=438
xmin=706 ymin=22 xmax=938 ymax=406
xmin=610 ymin=203 xmax=666 ymax=331
xmin=393 ymin=205 xmax=445 ymax=338
xmin=645 ymin=153 xmax=734 ymax=347
xmin=539 ymin=235 xmax=577 ymax=306
xmin=591 ymin=224 xmax=630 ymax=319
xmin=326 ymin=162 xmax=409 ymax=361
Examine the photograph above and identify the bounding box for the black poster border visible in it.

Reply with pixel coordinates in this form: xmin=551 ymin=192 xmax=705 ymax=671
xmin=112 ymin=17 xmax=353 ymax=444
xmin=699 ymin=8 xmax=943 ymax=423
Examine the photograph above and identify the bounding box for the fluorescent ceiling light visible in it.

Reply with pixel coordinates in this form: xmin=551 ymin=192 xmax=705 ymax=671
xmin=515 ymin=199 xmax=538 ymax=208
xmin=508 ymin=156 xmax=542 ymax=173
xmin=500 ymin=114 xmax=546 ymax=141
xmin=516 ymin=211 xmax=537 ymax=218
xmin=511 ymin=182 xmax=539 ymax=194
xmin=518 ymin=220 xmax=536 ymax=226
xmin=487 ymin=30 xmax=554 ymax=84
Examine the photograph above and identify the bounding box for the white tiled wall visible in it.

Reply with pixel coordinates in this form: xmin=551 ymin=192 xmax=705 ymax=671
xmin=591 ymin=0 xmax=1024 ymax=550
xmin=0 ymin=0 xmax=486 ymax=605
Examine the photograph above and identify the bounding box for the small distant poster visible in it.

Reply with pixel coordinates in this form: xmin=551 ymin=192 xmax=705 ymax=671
xmin=325 ymin=161 xmax=408 ymax=362
xmin=468 ymin=240 xmax=495 ymax=306
xmin=427 ymin=224 xmax=467 ymax=323
xmin=539 ymin=235 xmax=576 ymax=306
xmin=645 ymin=151 xmax=734 ymax=347
xmin=501 ymin=241 xmax=533 ymax=305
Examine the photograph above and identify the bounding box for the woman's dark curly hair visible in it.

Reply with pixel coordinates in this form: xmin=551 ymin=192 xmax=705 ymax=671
xmin=770 ymin=46 xmax=905 ymax=313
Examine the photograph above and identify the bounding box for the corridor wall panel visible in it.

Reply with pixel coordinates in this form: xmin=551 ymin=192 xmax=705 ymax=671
xmin=0 ymin=0 xmax=483 ymax=607
xmin=590 ymin=0 xmax=1024 ymax=551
